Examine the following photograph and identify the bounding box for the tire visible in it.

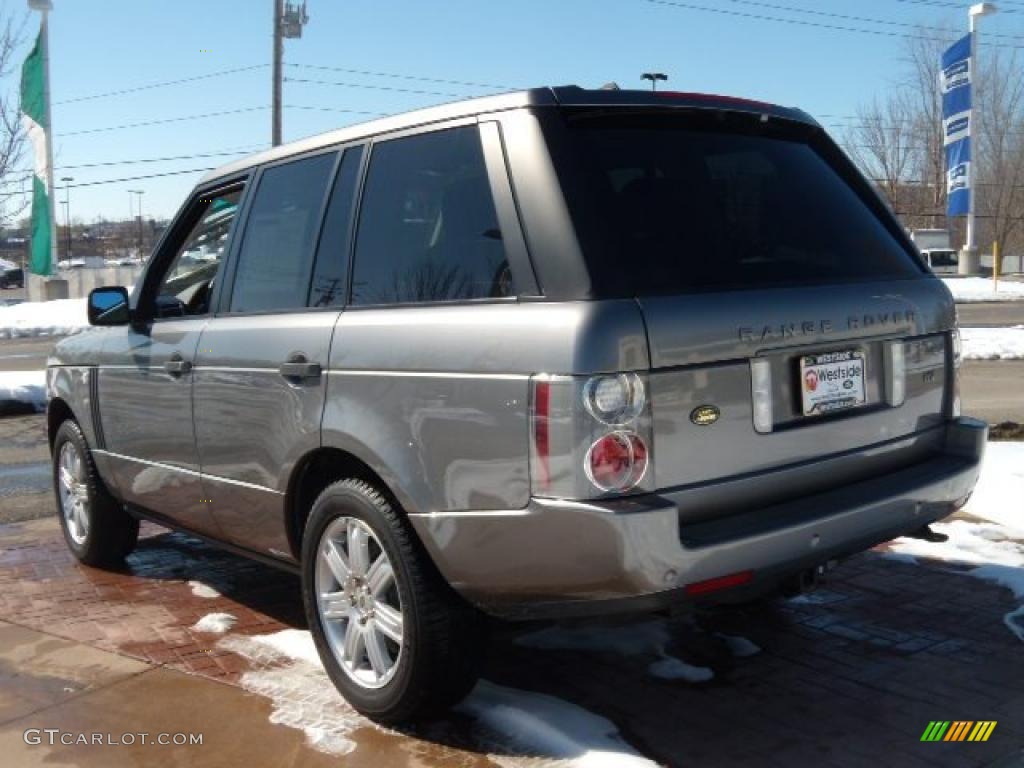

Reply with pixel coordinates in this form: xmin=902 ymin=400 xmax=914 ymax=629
xmin=301 ymin=478 xmax=486 ymax=723
xmin=52 ymin=419 xmax=139 ymax=566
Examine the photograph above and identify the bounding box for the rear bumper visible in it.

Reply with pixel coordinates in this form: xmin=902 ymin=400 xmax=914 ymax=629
xmin=408 ymin=418 xmax=987 ymax=619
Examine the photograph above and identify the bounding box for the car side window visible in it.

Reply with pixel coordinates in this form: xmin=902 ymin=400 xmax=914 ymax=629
xmin=351 ymin=126 xmax=513 ymax=306
xmin=153 ymin=188 xmax=242 ymax=319
xmin=309 ymin=145 xmax=364 ymax=307
xmin=228 ymin=152 xmax=336 ymax=314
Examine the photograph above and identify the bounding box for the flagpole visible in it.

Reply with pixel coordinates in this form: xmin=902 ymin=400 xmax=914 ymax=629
xmin=40 ymin=6 xmax=57 ymax=273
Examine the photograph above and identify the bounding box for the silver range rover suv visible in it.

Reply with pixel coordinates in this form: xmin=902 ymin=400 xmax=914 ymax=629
xmin=47 ymin=86 xmax=986 ymax=722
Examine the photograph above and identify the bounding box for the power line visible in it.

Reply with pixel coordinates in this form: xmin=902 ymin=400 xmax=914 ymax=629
xmin=0 ymin=167 xmax=218 ymax=199
xmin=54 ymin=65 xmax=270 ymax=106
xmin=639 ymin=0 xmax=1024 ymax=47
xmin=893 ymin=0 xmax=1023 ymax=15
xmin=56 ymin=106 xmax=270 ymax=137
xmin=283 ymin=76 xmax=464 ymax=99
xmin=727 ymin=0 xmax=1024 ymax=40
xmin=56 ymin=147 xmax=266 ymax=170
xmin=286 ymin=62 xmax=516 ymax=91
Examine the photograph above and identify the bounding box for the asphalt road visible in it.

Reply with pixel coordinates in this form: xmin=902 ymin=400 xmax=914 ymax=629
xmin=956 ymin=302 xmax=1024 ymax=327
xmin=0 ymin=336 xmax=57 ymax=372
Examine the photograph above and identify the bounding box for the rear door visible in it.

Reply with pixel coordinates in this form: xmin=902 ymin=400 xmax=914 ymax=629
xmin=193 ymin=147 xmax=360 ymax=558
xmin=97 ymin=184 xmax=244 ymax=534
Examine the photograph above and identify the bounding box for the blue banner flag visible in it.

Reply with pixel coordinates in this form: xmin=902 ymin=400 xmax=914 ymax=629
xmin=942 ymin=33 xmax=972 ymax=217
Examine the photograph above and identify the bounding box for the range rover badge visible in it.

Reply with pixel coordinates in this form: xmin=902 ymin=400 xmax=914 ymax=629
xmin=690 ymin=405 xmax=720 ymax=426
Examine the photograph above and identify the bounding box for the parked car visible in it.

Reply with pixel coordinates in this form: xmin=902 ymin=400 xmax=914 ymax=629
xmin=0 ymin=258 xmax=23 ymax=289
xmin=47 ymin=87 xmax=986 ymax=722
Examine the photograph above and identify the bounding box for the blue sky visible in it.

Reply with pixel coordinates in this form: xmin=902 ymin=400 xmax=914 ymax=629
xmin=7 ymin=0 xmax=1024 ymax=222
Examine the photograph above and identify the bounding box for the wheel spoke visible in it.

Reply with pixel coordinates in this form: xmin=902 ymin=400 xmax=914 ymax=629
xmin=366 ymin=554 xmax=394 ymax=596
xmin=322 ymin=539 xmax=351 ymax=585
xmin=348 ymin=522 xmax=370 ymax=577
xmin=59 ymin=467 xmax=75 ymax=491
xmin=364 ymin=628 xmax=391 ymax=678
xmin=373 ymin=603 xmax=403 ymax=645
xmin=342 ymin=619 xmax=364 ymax=664
xmin=319 ymin=591 xmax=351 ymax=620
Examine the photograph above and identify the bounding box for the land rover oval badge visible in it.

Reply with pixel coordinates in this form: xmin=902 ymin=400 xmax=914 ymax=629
xmin=690 ymin=405 xmax=720 ymax=426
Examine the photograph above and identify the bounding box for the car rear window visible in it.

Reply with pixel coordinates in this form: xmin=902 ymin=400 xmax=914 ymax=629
xmin=550 ymin=110 xmax=923 ymax=297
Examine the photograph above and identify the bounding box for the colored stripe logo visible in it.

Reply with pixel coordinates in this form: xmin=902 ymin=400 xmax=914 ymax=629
xmin=920 ymin=721 xmax=997 ymax=742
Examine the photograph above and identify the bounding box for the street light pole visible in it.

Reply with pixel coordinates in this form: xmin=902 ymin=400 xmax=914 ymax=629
xmin=60 ymin=175 xmax=72 ymax=259
xmin=641 ymin=72 xmax=668 ymax=91
xmin=128 ymin=190 xmax=144 ymax=257
xmin=964 ymin=2 xmax=997 ymax=273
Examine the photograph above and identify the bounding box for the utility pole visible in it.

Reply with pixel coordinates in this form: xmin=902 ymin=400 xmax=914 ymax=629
xmin=272 ymin=0 xmax=283 ymax=146
xmin=60 ymin=175 xmax=72 ymax=259
xmin=641 ymin=72 xmax=668 ymax=91
xmin=271 ymin=1 xmax=309 ymax=146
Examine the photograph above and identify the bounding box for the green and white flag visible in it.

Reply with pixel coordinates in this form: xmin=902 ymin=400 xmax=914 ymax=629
xmin=20 ymin=28 xmax=52 ymax=276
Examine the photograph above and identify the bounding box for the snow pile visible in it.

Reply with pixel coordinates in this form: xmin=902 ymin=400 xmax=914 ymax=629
xmin=887 ymin=441 xmax=1024 ymax=642
xmin=0 ymin=297 xmax=89 ymax=339
xmin=219 ymin=629 xmax=367 ymax=756
xmin=960 ymin=325 xmax=1024 ymax=360
xmin=944 ymin=277 xmax=1024 ymax=303
xmin=0 ymin=370 xmax=46 ymax=410
xmin=517 ymin=619 xmax=715 ymax=683
xmin=187 ymin=580 xmax=221 ymax=599
xmin=221 ymin=627 xmax=659 ymax=764
xmin=458 ymin=681 xmax=659 ymax=768
xmin=191 ymin=613 xmax=238 ymax=634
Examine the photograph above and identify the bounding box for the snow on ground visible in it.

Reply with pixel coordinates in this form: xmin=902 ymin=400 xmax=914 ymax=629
xmin=944 ymin=277 xmax=1024 ymax=303
xmin=516 ymin=619 xmax=715 ymax=683
xmin=187 ymin=580 xmax=221 ymax=599
xmin=960 ymin=325 xmax=1024 ymax=360
xmin=716 ymin=633 xmax=762 ymax=658
xmin=0 ymin=370 xmax=46 ymax=410
xmin=886 ymin=441 xmax=1024 ymax=641
xmin=221 ymin=627 xmax=659 ymax=765
xmin=458 ymin=681 xmax=659 ymax=768
xmin=190 ymin=613 xmax=237 ymax=634
xmin=0 ymin=297 xmax=88 ymax=339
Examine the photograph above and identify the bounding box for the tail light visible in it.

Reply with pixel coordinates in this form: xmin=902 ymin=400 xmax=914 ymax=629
xmin=530 ymin=372 xmax=653 ymax=499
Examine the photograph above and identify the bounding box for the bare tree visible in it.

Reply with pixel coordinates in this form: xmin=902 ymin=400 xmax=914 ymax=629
xmin=974 ymin=48 xmax=1024 ymax=252
xmin=0 ymin=11 xmax=27 ymax=228
xmin=845 ymin=92 xmax=916 ymax=215
xmin=902 ymin=31 xmax=950 ymax=219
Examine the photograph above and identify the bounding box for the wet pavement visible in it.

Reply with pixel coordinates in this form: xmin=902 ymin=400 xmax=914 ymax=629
xmin=0 ymin=514 xmax=1022 ymax=767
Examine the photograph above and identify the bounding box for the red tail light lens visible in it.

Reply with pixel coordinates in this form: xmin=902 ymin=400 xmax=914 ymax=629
xmin=585 ymin=431 xmax=649 ymax=492
xmin=533 ymin=380 xmax=551 ymax=491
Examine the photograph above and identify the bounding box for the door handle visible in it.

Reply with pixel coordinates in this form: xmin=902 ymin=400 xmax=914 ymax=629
xmin=279 ymin=354 xmax=321 ymax=380
xmin=164 ymin=354 xmax=192 ymax=376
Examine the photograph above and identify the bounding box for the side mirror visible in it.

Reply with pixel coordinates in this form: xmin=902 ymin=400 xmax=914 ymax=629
xmin=87 ymin=286 xmax=130 ymax=326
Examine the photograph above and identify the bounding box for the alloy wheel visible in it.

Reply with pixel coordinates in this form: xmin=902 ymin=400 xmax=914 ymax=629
xmin=315 ymin=516 xmax=404 ymax=689
xmin=58 ymin=441 xmax=90 ymax=546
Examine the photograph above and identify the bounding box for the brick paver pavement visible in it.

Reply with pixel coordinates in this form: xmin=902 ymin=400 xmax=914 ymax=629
xmin=0 ymin=515 xmax=1021 ymax=767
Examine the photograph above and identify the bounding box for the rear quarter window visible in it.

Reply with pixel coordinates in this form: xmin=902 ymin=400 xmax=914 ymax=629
xmin=550 ymin=110 xmax=924 ymax=298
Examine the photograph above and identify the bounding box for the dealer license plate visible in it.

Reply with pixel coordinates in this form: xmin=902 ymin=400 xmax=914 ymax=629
xmin=799 ymin=350 xmax=866 ymax=417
